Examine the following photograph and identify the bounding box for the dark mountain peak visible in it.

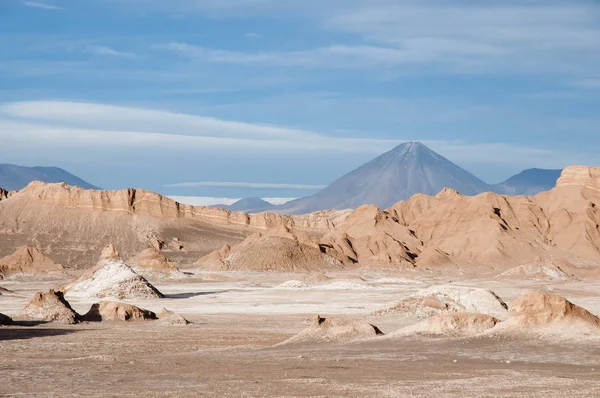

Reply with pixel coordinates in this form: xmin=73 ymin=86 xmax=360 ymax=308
xmin=0 ymin=164 xmax=98 ymax=191
xmin=277 ymin=142 xmax=491 ymax=214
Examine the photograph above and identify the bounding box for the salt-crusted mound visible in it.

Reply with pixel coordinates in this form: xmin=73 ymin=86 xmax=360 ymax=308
xmin=197 ymin=226 xmax=347 ymax=272
xmin=374 ymin=285 xmax=508 ymax=320
xmin=127 ymin=248 xmax=185 ymax=279
xmin=82 ymin=301 xmax=157 ymax=322
xmin=393 ymin=312 xmax=499 ymax=337
xmin=499 ymin=259 xmax=575 ymax=281
xmin=0 ymin=312 xmax=13 ymax=325
xmin=157 ymin=308 xmax=190 ymax=325
xmin=21 ymin=289 xmax=80 ymax=324
xmin=493 ymin=291 xmax=600 ymax=336
xmin=280 ymin=315 xmax=384 ymax=345
xmin=0 ymin=246 xmax=64 ymax=279
xmin=62 ymin=260 xmax=164 ymax=300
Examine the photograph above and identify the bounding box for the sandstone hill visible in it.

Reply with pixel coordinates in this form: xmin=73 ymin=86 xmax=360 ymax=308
xmin=127 ymin=247 xmax=185 ymax=279
xmin=22 ymin=289 xmax=80 ymax=324
xmin=280 ymin=315 xmax=384 ymax=345
xmin=0 ymin=246 xmax=64 ymax=279
xmin=0 ymin=181 xmax=349 ymax=267
xmin=1 ymin=166 xmax=600 ymax=273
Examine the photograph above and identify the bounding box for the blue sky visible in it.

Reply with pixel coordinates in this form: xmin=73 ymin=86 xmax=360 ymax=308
xmin=0 ymin=0 xmax=599 ymax=203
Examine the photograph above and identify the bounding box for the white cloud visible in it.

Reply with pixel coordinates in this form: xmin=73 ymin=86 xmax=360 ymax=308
xmin=165 ymin=181 xmax=326 ymax=189
xmin=23 ymin=1 xmax=62 ymax=10
xmin=245 ymin=32 xmax=262 ymax=38
xmin=0 ymin=100 xmax=589 ymax=168
xmin=85 ymin=46 xmax=135 ymax=58
xmin=153 ymin=2 xmax=600 ymax=76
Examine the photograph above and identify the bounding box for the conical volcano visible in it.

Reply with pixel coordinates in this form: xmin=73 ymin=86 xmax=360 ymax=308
xmin=278 ymin=142 xmax=491 ymax=214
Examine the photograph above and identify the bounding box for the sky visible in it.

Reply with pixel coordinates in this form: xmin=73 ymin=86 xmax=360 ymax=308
xmin=0 ymin=0 xmax=599 ymax=204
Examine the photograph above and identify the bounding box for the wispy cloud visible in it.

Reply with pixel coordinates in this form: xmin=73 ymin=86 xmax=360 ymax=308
xmin=167 ymin=196 xmax=295 ymax=206
xmin=85 ymin=46 xmax=135 ymax=58
xmin=23 ymin=1 xmax=62 ymax=10
xmin=0 ymin=100 xmax=591 ymax=169
xmin=245 ymin=32 xmax=263 ymax=38
xmin=165 ymin=181 xmax=326 ymax=189
xmin=572 ymin=79 xmax=600 ymax=89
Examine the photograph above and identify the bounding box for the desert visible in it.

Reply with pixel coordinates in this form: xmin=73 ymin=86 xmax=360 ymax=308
xmin=2 ymin=166 xmax=600 ymax=396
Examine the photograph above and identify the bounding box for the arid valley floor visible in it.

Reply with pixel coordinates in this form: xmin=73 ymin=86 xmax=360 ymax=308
xmin=2 ymin=269 xmax=600 ymax=397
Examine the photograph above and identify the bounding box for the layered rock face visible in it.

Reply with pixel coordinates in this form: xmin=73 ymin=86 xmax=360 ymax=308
xmin=0 ymin=182 xmax=349 ymax=267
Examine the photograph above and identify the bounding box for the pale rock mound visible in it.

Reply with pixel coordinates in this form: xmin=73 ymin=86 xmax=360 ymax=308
xmin=22 ymin=289 xmax=80 ymax=324
xmin=127 ymin=248 xmax=185 ymax=279
xmin=274 ymin=280 xmax=312 ymax=290
xmin=493 ymin=291 xmax=600 ymax=337
xmin=500 ymin=260 xmax=574 ymax=281
xmin=393 ymin=312 xmax=499 ymax=337
xmin=198 ymin=226 xmax=346 ymax=272
xmin=301 ymin=273 xmax=332 ymax=283
xmin=280 ymin=315 xmax=384 ymax=345
xmin=62 ymin=260 xmax=164 ymax=300
xmin=374 ymin=285 xmax=508 ymax=320
xmin=100 ymin=244 xmax=121 ymax=260
xmin=82 ymin=301 xmax=157 ymax=322
xmin=157 ymin=308 xmax=190 ymax=325
xmin=0 ymin=246 xmax=64 ymax=279
xmin=0 ymin=312 xmax=13 ymax=325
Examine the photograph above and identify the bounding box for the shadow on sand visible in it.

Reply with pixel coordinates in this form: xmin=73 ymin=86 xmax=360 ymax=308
xmin=0 ymin=323 xmax=81 ymax=341
xmin=164 ymin=290 xmax=231 ymax=299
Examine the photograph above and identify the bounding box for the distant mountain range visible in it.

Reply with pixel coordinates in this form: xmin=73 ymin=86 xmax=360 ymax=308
xmin=0 ymin=164 xmax=98 ymax=191
xmin=214 ymin=197 xmax=274 ymax=213
xmin=224 ymin=142 xmax=563 ymax=214
xmin=492 ymin=168 xmax=562 ymax=196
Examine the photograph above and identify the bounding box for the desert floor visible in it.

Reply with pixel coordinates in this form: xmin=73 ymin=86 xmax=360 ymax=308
xmin=2 ymin=270 xmax=600 ymax=397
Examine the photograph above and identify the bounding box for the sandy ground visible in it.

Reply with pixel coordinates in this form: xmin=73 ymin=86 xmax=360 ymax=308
xmin=2 ymin=270 xmax=600 ymax=397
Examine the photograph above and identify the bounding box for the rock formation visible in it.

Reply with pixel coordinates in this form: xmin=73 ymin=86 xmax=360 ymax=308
xmin=0 ymin=246 xmax=64 ymax=279
xmin=21 ymin=289 xmax=80 ymax=324
xmin=197 ymin=226 xmax=347 ymax=272
xmin=100 ymin=244 xmax=121 ymax=260
xmin=374 ymin=285 xmax=509 ymax=320
xmin=157 ymin=308 xmax=190 ymax=325
xmin=393 ymin=312 xmax=500 ymax=337
xmin=127 ymin=248 xmax=184 ymax=279
xmin=495 ymin=291 xmax=600 ymax=336
xmin=82 ymin=301 xmax=157 ymax=322
xmin=280 ymin=315 xmax=384 ymax=345
xmin=62 ymin=260 xmax=164 ymax=300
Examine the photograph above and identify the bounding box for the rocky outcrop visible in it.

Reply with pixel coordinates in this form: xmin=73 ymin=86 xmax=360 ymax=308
xmin=393 ymin=312 xmax=500 ymax=337
xmin=82 ymin=301 xmax=157 ymax=322
xmin=555 ymin=166 xmax=600 ymax=191
xmin=0 ymin=246 xmax=64 ymax=279
xmin=22 ymin=289 xmax=80 ymax=324
xmin=0 ymin=188 xmax=8 ymax=201
xmin=197 ymin=226 xmax=347 ymax=272
xmin=280 ymin=315 xmax=384 ymax=345
xmin=157 ymin=308 xmax=190 ymax=325
xmin=374 ymin=285 xmax=509 ymax=320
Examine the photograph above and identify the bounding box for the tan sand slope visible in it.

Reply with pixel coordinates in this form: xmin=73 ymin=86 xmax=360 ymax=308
xmin=392 ymin=312 xmax=499 ymax=337
xmin=62 ymin=260 xmax=164 ymax=300
xmin=197 ymin=227 xmax=346 ymax=272
xmin=374 ymin=285 xmax=509 ymax=320
xmin=82 ymin=301 xmax=157 ymax=322
xmin=157 ymin=308 xmax=190 ymax=325
xmin=127 ymin=247 xmax=185 ymax=279
xmin=0 ymin=246 xmax=64 ymax=279
xmin=280 ymin=315 xmax=384 ymax=345
xmin=21 ymin=289 xmax=80 ymax=324
xmin=492 ymin=291 xmax=600 ymax=336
